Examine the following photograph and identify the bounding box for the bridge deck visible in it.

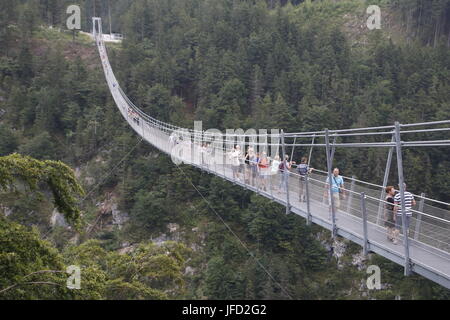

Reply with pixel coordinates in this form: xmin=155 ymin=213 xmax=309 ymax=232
xmin=142 ymin=122 xmax=450 ymax=289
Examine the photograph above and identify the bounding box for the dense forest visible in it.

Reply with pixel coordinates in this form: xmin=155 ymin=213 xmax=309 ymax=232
xmin=1 ymin=0 xmax=450 ymax=299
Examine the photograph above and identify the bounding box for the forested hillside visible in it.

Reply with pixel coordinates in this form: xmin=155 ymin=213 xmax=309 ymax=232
xmin=1 ymin=0 xmax=450 ymax=299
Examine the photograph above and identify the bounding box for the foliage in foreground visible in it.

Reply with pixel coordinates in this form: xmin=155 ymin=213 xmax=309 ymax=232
xmin=0 ymin=216 xmax=190 ymax=300
xmin=0 ymin=154 xmax=85 ymax=227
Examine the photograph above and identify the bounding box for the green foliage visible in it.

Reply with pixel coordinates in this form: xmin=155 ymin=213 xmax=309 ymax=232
xmin=18 ymin=131 xmax=58 ymax=160
xmin=205 ymin=255 xmax=245 ymax=299
xmin=391 ymin=0 xmax=450 ymax=47
xmin=64 ymin=240 xmax=190 ymax=299
xmin=0 ymin=125 xmax=18 ymax=156
xmin=128 ymin=189 xmax=170 ymax=236
xmin=0 ymin=217 xmax=71 ymax=299
xmin=0 ymin=154 xmax=84 ymax=227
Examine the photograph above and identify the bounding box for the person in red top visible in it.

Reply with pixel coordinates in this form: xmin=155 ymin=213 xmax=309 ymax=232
xmin=258 ymin=152 xmax=269 ymax=191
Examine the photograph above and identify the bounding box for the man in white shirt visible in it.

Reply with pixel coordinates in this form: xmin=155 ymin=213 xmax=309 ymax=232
xmin=393 ymin=183 xmax=416 ymax=244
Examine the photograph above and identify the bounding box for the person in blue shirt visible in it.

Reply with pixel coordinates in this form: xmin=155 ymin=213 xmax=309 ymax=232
xmin=325 ymin=168 xmax=345 ymax=214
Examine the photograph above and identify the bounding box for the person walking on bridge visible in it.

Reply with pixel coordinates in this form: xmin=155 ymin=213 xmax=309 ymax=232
xmin=250 ymin=151 xmax=259 ymax=186
xmin=297 ymin=157 xmax=313 ymax=202
xmin=325 ymin=168 xmax=344 ymax=220
xmin=244 ymin=146 xmax=255 ymax=184
xmin=270 ymin=155 xmax=281 ymax=191
xmin=206 ymin=143 xmax=213 ymax=168
xmin=393 ymin=183 xmax=416 ymax=245
xmin=229 ymin=145 xmax=242 ymax=181
xmin=200 ymin=144 xmax=207 ymax=166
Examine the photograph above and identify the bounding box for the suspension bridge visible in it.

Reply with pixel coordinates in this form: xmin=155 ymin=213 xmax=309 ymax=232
xmin=92 ymin=18 xmax=450 ymax=290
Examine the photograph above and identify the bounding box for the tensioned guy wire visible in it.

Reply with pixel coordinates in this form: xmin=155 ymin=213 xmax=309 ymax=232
xmin=81 ymin=137 xmax=144 ymax=203
xmin=174 ymin=163 xmax=294 ymax=300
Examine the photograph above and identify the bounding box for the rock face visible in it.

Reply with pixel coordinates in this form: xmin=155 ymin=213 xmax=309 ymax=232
xmin=93 ymin=193 xmax=129 ymax=230
xmin=0 ymin=205 xmax=13 ymax=217
xmin=50 ymin=209 xmax=69 ymax=227
xmin=111 ymin=203 xmax=129 ymax=229
xmin=84 ymin=176 xmax=95 ymax=186
xmin=317 ymin=231 xmax=349 ymax=269
xmin=185 ymin=266 xmax=196 ymax=276
xmin=152 ymin=233 xmax=171 ymax=246
xmin=69 ymin=234 xmax=79 ymax=244
xmin=118 ymin=244 xmax=135 ymax=255
xmin=331 ymin=238 xmax=348 ymax=270
xmin=151 ymin=223 xmax=181 ymax=245
xmin=352 ymin=251 xmax=367 ymax=271
xmin=74 ymin=167 xmax=82 ymax=179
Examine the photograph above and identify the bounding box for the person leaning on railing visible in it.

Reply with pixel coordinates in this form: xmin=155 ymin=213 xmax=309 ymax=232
xmin=384 ymin=186 xmax=396 ymax=243
xmin=244 ymin=146 xmax=254 ymax=184
xmin=393 ymin=183 xmax=416 ymax=244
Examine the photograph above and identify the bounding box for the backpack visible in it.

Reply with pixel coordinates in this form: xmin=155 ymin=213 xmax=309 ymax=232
xmin=298 ymin=164 xmax=308 ymax=176
xmin=279 ymin=162 xmax=285 ymax=171
xmin=259 ymin=158 xmax=268 ymax=168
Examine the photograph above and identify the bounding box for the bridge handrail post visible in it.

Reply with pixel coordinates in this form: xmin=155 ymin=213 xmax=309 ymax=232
xmin=232 ymin=134 xmax=237 ymax=184
xmin=414 ymin=192 xmax=426 ymax=241
xmin=330 ymin=136 xmax=337 ymax=163
xmin=222 ymin=144 xmax=226 ymax=179
xmin=281 ymin=130 xmax=291 ymax=214
xmin=306 ymin=175 xmax=311 ymax=226
xmin=325 ymin=129 xmax=337 ymax=237
xmin=394 ymin=121 xmax=411 ymax=276
xmin=346 ymin=176 xmax=356 ymax=214
xmin=308 ymin=134 xmax=316 ymax=168
xmin=269 ymin=153 xmax=273 ymax=199
xmin=213 ymin=141 xmax=218 ymax=176
xmin=243 ymin=141 xmax=247 ymax=187
xmin=377 ymin=134 xmax=395 ymax=225
xmin=360 ymin=192 xmax=369 ymax=256
xmin=196 ymin=130 xmax=201 ymax=169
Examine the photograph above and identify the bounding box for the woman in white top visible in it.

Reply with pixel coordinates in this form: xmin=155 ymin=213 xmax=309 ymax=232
xmin=206 ymin=143 xmax=213 ymax=167
xmin=200 ymin=144 xmax=206 ymax=165
xmin=229 ymin=145 xmax=241 ymax=180
xmin=270 ymin=155 xmax=281 ymax=191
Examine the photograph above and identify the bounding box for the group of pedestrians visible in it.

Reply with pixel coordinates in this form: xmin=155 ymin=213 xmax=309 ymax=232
xmin=180 ymin=141 xmax=416 ymax=247
xmin=226 ymin=145 xmax=314 ymax=197
xmin=127 ymin=108 xmax=140 ymax=125
xmin=225 ymin=144 xmax=415 ymax=246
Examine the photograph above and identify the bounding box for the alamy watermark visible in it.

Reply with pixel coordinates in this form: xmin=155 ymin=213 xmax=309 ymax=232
xmin=366 ymin=5 xmax=381 ymax=30
xmin=66 ymin=265 xmax=81 ymax=290
xmin=168 ymin=121 xmax=283 ymax=171
xmin=66 ymin=5 xmax=81 ymax=30
xmin=366 ymin=265 xmax=381 ymax=290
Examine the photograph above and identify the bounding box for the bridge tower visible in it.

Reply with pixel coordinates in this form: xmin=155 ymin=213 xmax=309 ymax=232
xmin=92 ymin=17 xmax=102 ymax=38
